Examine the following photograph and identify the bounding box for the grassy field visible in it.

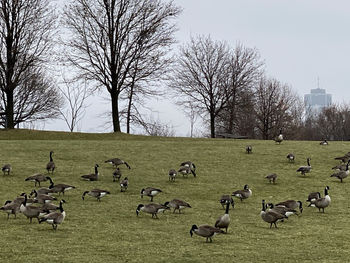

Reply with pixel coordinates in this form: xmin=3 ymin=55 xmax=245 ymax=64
xmin=0 ymin=129 xmax=349 ymax=262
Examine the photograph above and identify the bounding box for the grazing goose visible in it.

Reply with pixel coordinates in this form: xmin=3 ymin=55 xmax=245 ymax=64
xmin=113 ymin=168 xmax=122 ymax=182
xmin=25 ymin=174 xmax=51 ymax=187
xmin=46 ymin=151 xmax=55 ymax=174
xmin=0 ymin=200 xmax=21 ymax=219
xmin=296 ymin=158 xmax=311 ymax=176
xmin=105 ymin=158 xmax=131 ymax=169
xmin=36 ymin=187 xmax=54 ymax=196
xmin=232 ymin=185 xmax=252 ymax=201
xmin=267 ymin=203 xmax=297 ymax=218
xmin=82 ymin=189 xmax=110 ymax=201
xmin=140 ymin=187 xmax=162 ymax=202
xmin=308 ymin=187 xmax=331 ymax=213
xmin=164 ymin=199 xmax=191 ymax=214
xmin=219 ymin=195 xmax=234 ymax=209
xmin=320 ymin=139 xmax=328 ymax=145
xmin=120 ymin=177 xmax=128 ymax=192
xmin=39 ymin=200 xmax=66 ymax=230
xmin=286 ymin=153 xmax=295 ymax=162
xmin=274 ymin=129 xmax=283 ymax=144
xmin=2 ymin=164 xmax=12 ymax=175
xmin=331 ymin=160 xmax=350 ymax=183
xmin=246 ymin=145 xmax=252 ymax=154
xmin=178 ymin=166 xmax=192 ymax=177
xmin=332 ymin=163 xmax=348 ymax=171
xmin=180 ymin=161 xmax=196 ymax=177
xmin=189 ymin=225 xmax=225 ymax=243
xmin=19 ymin=194 xmax=42 ymax=223
xmin=168 ymin=169 xmax=177 ymax=181
xmin=40 ymin=202 xmax=60 ymax=214
xmin=136 ymin=203 xmax=169 ymax=219
xmin=30 ymin=190 xmax=57 ymax=204
xmin=81 ymin=164 xmax=99 ymax=181
xmin=334 ymin=152 xmax=350 ymax=163
xmin=265 ymin=173 xmax=277 ymax=184
xmin=13 ymin=193 xmax=34 ymax=205
xmin=260 ymin=200 xmax=287 ymax=228
xmin=275 ymin=200 xmax=303 ymax=214
xmin=48 ymin=178 xmax=76 ymax=195
xmin=215 ymin=201 xmax=231 ymax=233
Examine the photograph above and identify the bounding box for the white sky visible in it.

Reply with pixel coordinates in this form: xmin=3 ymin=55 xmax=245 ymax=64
xmin=42 ymin=0 xmax=350 ymax=135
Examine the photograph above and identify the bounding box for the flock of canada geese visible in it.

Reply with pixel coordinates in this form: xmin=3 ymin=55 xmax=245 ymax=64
xmin=0 ymin=130 xmax=349 ymax=243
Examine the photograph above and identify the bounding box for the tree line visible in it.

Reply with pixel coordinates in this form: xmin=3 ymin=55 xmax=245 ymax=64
xmin=0 ymin=0 xmax=349 ymax=140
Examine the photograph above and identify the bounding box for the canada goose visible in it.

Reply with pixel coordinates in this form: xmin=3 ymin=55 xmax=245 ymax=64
xmin=219 ymin=195 xmax=234 ymax=209
xmin=46 ymin=151 xmax=55 ymax=174
xmin=82 ymin=189 xmax=110 ymax=201
xmin=25 ymin=174 xmax=51 ymax=187
xmin=334 ymin=152 xmax=350 ymax=163
xmin=296 ymin=158 xmax=311 ymax=176
xmin=332 ymin=163 xmax=348 ymax=171
xmin=13 ymin=193 xmax=34 ymax=205
xmin=267 ymin=203 xmax=297 ymax=218
xmin=274 ymin=129 xmax=283 ymax=144
xmin=308 ymin=187 xmax=331 ymax=213
xmin=330 ymin=160 xmax=350 ymax=183
xmin=246 ymin=145 xmax=252 ymax=154
xmin=0 ymin=200 xmax=21 ymax=219
xmin=168 ymin=169 xmax=177 ymax=181
xmin=81 ymin=164 xmax=99 ymax=181
xmin=2 ymin=164 xmax=12 ymax=175
xmin=30 ymin=189 xmax=57 ymax=204
xmin=140 ymin=187 xmax=162 ymax=202
xmin=48 ymin=178 xmax=75 ymax=195
xmin=180 ymin=161 xmax=196 ymax=175
xmin=113 ymin=168 xmax=122 ymax=182
xmin=265 ymin=173 xmax=277 ymax=184
xmin=105 ymin=158 xmax=131 ymax=169
xmin=164 ymin=199 xmax=191 ymax=214
xmin=136 ymin=203 xmax=170 ymax=219
xmin=286 ymin=153 xmax=295 ymax=162
xmin=306 ymin=186 xmax=329 ymax=203
xmin=40 ymin=202 xmax=60 ymax=214
xmin=39 ymin=200 xmax=66 ymax=230
xmin=232 ymin=185 xmax=252 ymax=201
xmin=36 ymin=187 xmax=54 ymax=196
xmin=260 ymin=200 xmax=287 ymax=228
xmin=19 ymin=194 xmax=42 ymax=223
xmin=275 ymin=200 xmax=303 ymax=214
xmin=215 ymin=201 xmax=231 ymax=232
xmin=320 ymin=139 xmax=328 ymax=145
xmin=120 ymin=177 xmax=128 ymax=192
xmin=189 ymin=224 xmax=225 ymax=243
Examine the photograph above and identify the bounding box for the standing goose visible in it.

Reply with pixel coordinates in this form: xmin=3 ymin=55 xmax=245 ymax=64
xmin=30 ymin=190 xmax=57 ymax=204
xmin=19 ymin=194 xmax=42 ymax=223
xmin=136 ymin=203 xmax=170 ymax=219
xmin=2 ymin=164 xmax=12 ymax=175
xmin=219 ymin=195 xmax=234 ymax=209
xmin=140 ymin=187 xmax=162 ymax=202
xmin=113 ymin=168 xmax=122 ymax=182
xmin=189 ymin=225 xmax=225 ymax=243
xmin=39 ymin=200 xmax=66 ymax=230
xmin=82 ymin=189 xmax=110 ymax=201
xmin=81 ymin=164 xmax=99 ymax=181
xmin=260 ymin=200 xmax=287 ymax=228
xmin=0 ymin=200 xmax=21 ymax=219
xmin=120 ymin=177 xmax=129 ymax=192
xmin=286 ymin=153 xmax=295 ymax=162
xmin=265 ymin=173 xmax=277 ymax=184
xmin=180 ymin=161 xmax=196 ymax=177
xmin=246 ymin=145 xmax=252 ymax=154
xmin=275 ymin=200 xmax=303 ymax=214
xmin=25 ymin=174 xmax=51 ymax=187
xmin=308 ymin=187 xmax=331 ymax=213
xmin=296 ymin=158 xmax=312 ymax=176
xmin=48 ymin=178 xmax=75 ymax=195
xmin=274 ymin=129 xmax=283 ymax=144
xmin=215 ymin=201 xmax=231 ymax=233
xmin=164 ymin=199 xmax=191 ymax=214
xmin=330 ymin=160 xmax=350 ymax=183
xmin=168 ymin=169 xmax=177 ymax=181
xmin=232 ymin=185 xmax=252 ymax=201
xmin=46 ymin=151 xmax=55 ymax=174
xmin=105 ymin=158 xmax=131 ymax=169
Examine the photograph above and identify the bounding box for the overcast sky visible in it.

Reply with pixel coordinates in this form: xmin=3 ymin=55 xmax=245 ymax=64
xmin=43 ymin=0 xmax=350 ymax=135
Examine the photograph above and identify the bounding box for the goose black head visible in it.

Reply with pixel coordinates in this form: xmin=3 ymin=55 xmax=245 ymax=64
xmin=140 ymin=188 xmax=145 ymax=197
xmin=244 ymin=184 xmax=249 ymax=190
xmin=136 ymin=204 xmax=144 ymax=216
xmin=190 ymin=225 xmax=198 ymax=237
xmin=297 ymin=201 xmax=303 ymax=213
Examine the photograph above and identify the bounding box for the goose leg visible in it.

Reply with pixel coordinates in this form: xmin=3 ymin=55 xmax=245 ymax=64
xmin=150 ymin=196 xmax=153 ymax=202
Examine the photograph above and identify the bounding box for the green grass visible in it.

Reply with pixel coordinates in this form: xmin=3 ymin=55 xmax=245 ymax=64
xmin=0 ymin=130 xmax=349 ymax=262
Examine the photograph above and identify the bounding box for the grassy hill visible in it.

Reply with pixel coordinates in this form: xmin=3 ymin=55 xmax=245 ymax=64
xmin=0 ymin=129 xmax=349 ymax=262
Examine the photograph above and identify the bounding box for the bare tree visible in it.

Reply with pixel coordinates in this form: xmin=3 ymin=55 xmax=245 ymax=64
xmin=0 ymin=0 xmax=57 ymax=128
xmin=170 ymin=35 xmax=231 ymax=138
xmin=183 ymin=101 xmax=198 ymax=138
xmin=63 ymin=0 xmax=181 ymax=133
xmin=58 ymin=78 xmax=90 ymax=132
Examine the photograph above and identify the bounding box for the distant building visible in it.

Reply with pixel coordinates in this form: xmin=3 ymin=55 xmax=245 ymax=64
xmin=304 ymin=88 xmax=332 ymax=112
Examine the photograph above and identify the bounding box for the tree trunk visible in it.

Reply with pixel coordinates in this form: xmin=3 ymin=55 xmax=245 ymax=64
xmin=126 ymin=85 xmax=134 ymax=134
xmin=5 ymin=90 xmax=14 ymax=129
xmin=210 ymin=111 xmax=215 ymax=138
xmin=111 ymin=91 xmax=121 ymax=132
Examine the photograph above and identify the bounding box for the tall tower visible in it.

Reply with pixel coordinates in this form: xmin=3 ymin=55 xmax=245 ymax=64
xmin=304 ymin=80 xmax=332 ymax=113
